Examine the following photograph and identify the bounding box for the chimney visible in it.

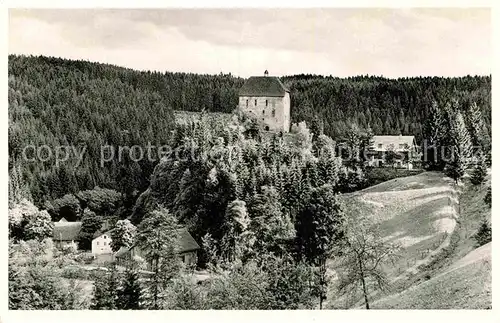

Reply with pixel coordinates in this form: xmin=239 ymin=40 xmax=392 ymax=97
xmin=264 ymin=70 xmax=269 ymax=77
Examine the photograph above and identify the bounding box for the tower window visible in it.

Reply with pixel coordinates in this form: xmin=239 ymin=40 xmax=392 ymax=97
xmin=246 ymin=100 xmax=248 ymax=107
xmin=272 ymin=109 xmax=275 ymax=117
xmin=255 ymin=99 xmax=257 ymax=106
xmin=266 ymin=100 xmax=268 ymax=107
xmin=262 ymin=110 xmax=265 ymax=115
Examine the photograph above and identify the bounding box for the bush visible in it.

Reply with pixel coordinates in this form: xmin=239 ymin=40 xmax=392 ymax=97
xmin=62 ymin=267 xmax=90 ymax=280
xmin=74 ymin=253 xmax=95 ymax=265
xmin=470 ymin=155 xmax=487 ymax=185
xmin=62 ymin=242 xmax=78 ymax=255
xmin=484 ymin=186 xmax=491 ymax=208
xmin=362 ymin=167 xmax=424 ymax=188
xmin=474 ymin=219 xmax=491 ymax=247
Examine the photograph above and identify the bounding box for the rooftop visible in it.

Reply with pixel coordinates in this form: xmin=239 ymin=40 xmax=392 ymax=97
xmin=239 ymin=76 xmax=288 ymax=97
xmin=372 ymin=135 xmax=416 ymax=151
xmin=53 ymin=221 xmax=82 ymax=241
xmin=115 ymin=227 xmax=200 ymax=257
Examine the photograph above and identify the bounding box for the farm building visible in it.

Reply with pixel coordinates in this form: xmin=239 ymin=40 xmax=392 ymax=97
xmin=52 ymin=221 xmax=81 ymax=249
xmin=238 ymin=70 xmax=290 ymax=133
xmin=368 ymin=135 xmax=420 ymax=169
xmin=115 ymin=228 xmax=200 ymax=269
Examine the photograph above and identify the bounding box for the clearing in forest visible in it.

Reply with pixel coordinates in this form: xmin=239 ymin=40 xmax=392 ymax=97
xmin=328 ymin=171 xmax=458 ymax=308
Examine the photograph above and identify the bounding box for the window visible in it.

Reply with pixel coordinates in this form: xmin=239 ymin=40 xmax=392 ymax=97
xmin=272 ymin=109 xmax=275 ymax=117
xmin=103 ymin=235 xmax=107 ymax=239
xmin=97 ymin=241 xmax=99 ymax=245
xmin=262 ymin=110 xmax=265 ymax=115
xmin=255 ymin=99 xmax=257 ymax=106
xmin=246 ymin=99 xmax=248 ymax=107
xmin=378 ymin=144 xmax=383 ymax=149
xmin=266 ymin=100 xmax=268 ymax=107
xmin=104 ymin=242 xmax=107 ymax=246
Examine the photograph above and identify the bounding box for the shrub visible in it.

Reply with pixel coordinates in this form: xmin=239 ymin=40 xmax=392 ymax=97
xmin=474 ymin=219 xmax=491 ymax=247
xmin=363 ymin=167 xmax=423 ymax=188
xmin=470 ymin=154 xmax=487 ymax=185
xmin=484 ymin=186 xmax=491 ymax=208
xmin=62 ymin=242 xmax=78 ymax=255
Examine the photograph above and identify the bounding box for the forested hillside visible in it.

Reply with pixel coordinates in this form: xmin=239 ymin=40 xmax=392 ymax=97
xmin=8 ymin=55 xmax=243 ymax=206
xmin=8 ymin=54 xmax=491 ymax=206
xmin=284 ymin=74 xmax=491 ymax=140
xmin=8 ymin=54 xmax=492 ymax=310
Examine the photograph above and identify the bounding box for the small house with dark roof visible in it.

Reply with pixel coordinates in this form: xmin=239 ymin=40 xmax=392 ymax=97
xmin=52 ymin=221 xmax=82 ymax=249
xmin=115 ymin=228 xmax=200 ymax=268
xmin=238 ymin=71 xmax=290 ymax=132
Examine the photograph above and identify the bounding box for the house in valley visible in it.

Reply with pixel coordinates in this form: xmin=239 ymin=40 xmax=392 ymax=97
xmin=52 ymin=221 xmax=82 ymax=249
xmin=92 ymin=230 xmax=113 ymax=255
xmin=238 ymin=70 xmax=291 ymax=133
xmin=115 ymin=228 xmax=200 ymax=269
xmin=368 ymin=135 xmax=419 ymax=169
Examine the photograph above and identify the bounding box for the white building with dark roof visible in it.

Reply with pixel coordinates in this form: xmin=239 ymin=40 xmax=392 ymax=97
xmin=92 ymin=230 xmax=113 ymax=255
xmin=238 ymin=70 xmax=290 ymax=133
xmin=368 ymin=135 xmax=419 ymax=169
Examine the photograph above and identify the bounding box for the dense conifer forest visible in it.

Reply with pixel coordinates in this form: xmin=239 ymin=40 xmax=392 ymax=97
xmin=8 ymin=54 xmax=492 ymax=310
xmin=8 ymin=54 xmax=491 ymax=206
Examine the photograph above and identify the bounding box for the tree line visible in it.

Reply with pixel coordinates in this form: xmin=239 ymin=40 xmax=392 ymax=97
xmin=8 ymin=55 xmax=491 ymax=208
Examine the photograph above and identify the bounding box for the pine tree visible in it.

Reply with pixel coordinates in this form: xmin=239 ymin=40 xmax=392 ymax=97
xmin=248 ymin=186 xmax=294 ymax=257
xmin=423 ymin=101 xmax=446 ymax=170
xmin=484 ymin=186 xmax=491 ymax=208
xmin=466 ymin=102 xmax=489 ymax=151
xmin=295 ymin=185 xmax=345 ymax=309
xmin=295 ymin=184 xmax=345 ymax=264
xmin=91 ymin=266 xmax=119 ymax=310
xmin=470 ymin=152 xmax=487 ymax=185
xmin=474 ymin=219 xmax=491 ymax=247
xmin=117 ymin=267 xmax=143 ymax=310
xmin=220 ymin=199 xmax=250 ymax=262
xmin=444 ymin=111 xmax=472 ymax=183
xmin=136 ymin=208 xmax=181 ymax=309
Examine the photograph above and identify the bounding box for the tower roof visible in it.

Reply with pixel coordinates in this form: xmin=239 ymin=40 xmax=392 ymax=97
xmin=239 ymin=76 xmax=289 ymax=97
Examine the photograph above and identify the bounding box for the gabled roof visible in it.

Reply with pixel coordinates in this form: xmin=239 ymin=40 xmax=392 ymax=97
xmin=372 ymin=135 xmax=416 ymax=151
xmin=53 ymin=222 xmax=82 ymax=241
xmin=239 ymin=76 xmax=288 ymax=97
xmin=115 ymin=228 xmax=200 ymax=258
xmin=178 ymin=228 xmax=200 ymax=253
xmin=92 ymin=230 xmax=112 ymax=240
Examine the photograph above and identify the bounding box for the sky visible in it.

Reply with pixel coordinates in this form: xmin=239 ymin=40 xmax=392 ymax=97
xmin=8 ymin=8 xmax=491 ymax=78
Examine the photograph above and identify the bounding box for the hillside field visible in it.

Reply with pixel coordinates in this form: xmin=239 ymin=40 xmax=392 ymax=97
xmin=371 ymin=172 xmax=492 ymax=309
xmin=328 ymin=172 xmax=459 ymax=308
